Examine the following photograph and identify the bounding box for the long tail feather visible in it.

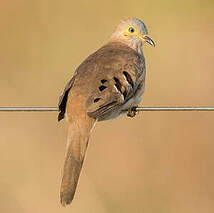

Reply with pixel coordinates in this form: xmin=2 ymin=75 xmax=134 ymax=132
xmin=60 ymin=117 xmax=96 ymax=206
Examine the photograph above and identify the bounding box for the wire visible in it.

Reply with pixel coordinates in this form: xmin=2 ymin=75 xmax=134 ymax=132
xmin=1 ymin=106 xmax=214 ymax=112
xmin=135 ymin=106 xmax=214 ymax=111
xmin=0 ymin=107 xmax=58 ymax=112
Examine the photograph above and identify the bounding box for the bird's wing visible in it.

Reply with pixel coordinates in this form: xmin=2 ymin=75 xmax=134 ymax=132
xmin=84 ymin=44 xmax=145 ymax=120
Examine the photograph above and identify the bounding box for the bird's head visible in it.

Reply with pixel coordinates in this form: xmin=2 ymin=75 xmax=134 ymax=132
xmin=110 ymin=18 xmax=155 ymax=52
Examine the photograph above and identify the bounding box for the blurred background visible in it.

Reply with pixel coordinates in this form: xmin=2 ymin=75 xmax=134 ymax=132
xmin=1 ymin=0 xmax=214 ymax=212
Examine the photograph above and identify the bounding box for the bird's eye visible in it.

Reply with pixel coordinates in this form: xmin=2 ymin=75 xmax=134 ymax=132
xmin=128 ymin=27 xmax=135 ymax=33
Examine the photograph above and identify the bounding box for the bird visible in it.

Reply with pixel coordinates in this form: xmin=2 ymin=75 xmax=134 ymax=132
xmin=58 ymin=17 xmax=155 ymax=206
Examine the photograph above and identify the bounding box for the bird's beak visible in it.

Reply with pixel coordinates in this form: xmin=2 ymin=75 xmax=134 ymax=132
xmin=139 ymin=35 xmax=155 ymax=47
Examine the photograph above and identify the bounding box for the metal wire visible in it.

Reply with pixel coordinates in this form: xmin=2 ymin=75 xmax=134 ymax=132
xmin=0 ymin=107 xmax=58 ymax=112
xmin=1 ymin=106 xmax=214 ymax=112
xmin=135 ymin=106 xmax=214 ymax=111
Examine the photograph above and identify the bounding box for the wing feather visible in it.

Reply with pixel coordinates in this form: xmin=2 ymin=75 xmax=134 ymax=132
xmin=58 ymin=77 xmax=75 ymax=121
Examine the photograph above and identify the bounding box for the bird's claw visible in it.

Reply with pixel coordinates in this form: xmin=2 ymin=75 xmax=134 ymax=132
xmin=127 ymin=106 xmax=137 ymax=118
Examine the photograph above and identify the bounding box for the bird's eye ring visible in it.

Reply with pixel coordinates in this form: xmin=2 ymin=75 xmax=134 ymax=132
xmin=128 ymin=27 xmax=135 ymax=33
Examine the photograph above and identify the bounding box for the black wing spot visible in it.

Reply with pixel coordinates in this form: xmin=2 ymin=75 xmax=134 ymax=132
xmin=99 ymin=85 xmax=107 ymax=91
xmin=113 ymin=77 xmax=122 ymax=93
xmin=94 ymin=98 xmax=101 ymax=103
xmin=101 ymin=79 xmax=107 ymax=84
xmin=123 ymin=90 xmax=127 ymax=99
xmin=123 ymin=71 xmax=134 ymax=89
xmin=113 ymin=76 xmax=128 ymax=100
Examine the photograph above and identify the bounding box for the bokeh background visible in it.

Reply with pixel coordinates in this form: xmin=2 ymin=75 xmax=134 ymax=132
xmin=1 ymin=0 xmax=214 ymax=212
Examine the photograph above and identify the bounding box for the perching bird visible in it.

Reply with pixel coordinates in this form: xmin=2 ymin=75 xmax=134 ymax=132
xmin=58 ymin=17 xmax=155 ymax=206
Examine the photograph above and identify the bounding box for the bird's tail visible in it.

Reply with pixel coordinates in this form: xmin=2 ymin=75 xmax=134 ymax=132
xmin=60 ymin=116 xmax=96 ymax=206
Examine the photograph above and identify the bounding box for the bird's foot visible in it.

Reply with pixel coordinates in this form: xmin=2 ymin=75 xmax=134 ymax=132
xmin=127 ymin=105 xmax=138 ymax=118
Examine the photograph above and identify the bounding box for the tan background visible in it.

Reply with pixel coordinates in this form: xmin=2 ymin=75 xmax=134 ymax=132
xmin=1 ymin=0 xmax=214 ymax=212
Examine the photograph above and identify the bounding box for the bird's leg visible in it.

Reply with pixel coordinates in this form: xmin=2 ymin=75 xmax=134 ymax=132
xmin=127 ymin=105 xmax=138 ymax=118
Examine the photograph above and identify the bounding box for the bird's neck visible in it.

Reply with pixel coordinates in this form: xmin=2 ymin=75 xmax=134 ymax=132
xmin=109 ymin=38 xmax=143 ymax=56
xmin=136 ymin=43 xmax=143 ymax=55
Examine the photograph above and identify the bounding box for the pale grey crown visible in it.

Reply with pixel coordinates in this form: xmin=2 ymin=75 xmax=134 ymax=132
xmin=110 ymin=17 xmax=149 ymax=42
xmin=119 ymin=17 xmax=148 ymax=35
